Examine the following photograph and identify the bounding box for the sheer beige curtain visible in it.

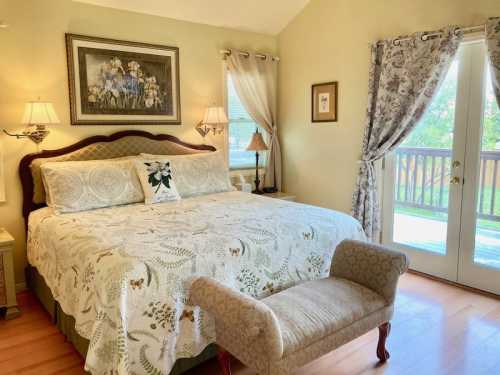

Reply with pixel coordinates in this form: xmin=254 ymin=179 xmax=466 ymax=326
xmin=226 ymin=50 xmax=281 ymax=190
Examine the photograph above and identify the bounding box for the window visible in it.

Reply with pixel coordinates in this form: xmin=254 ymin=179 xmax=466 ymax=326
xmin=226 ymin=73 xmax=266 ymax=169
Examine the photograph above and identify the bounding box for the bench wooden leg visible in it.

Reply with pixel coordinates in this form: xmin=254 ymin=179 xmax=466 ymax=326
xmin=377 ymin=322 xmax=391 ymax=362
xmin=217 ymin=347 xmax=232 ymax=375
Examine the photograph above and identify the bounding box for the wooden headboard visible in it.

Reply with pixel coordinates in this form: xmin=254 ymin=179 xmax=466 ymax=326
xmin=19 ymin=130 xmax=216 ymax=226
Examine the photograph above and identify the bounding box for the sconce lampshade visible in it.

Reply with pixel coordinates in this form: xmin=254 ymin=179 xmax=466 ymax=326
xmin=196 ymin=106 xmax=228 ymax=137
xmin=21 ymin=102 xmax=60 ymax=125
xmin=246 ymin=130 xmax=268 ymax=151
xmin=202 ymin=106 xmax=228 ymax=126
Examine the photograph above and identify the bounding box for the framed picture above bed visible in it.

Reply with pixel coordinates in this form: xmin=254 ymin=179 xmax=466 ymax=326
xmin=65 ymin=34 xmax=181 ymax=125
xmin=311 ymin=81 xmax=338 ymax=123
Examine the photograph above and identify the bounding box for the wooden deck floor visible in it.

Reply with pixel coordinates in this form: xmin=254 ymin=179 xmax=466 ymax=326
xmin=1 ymin=273 xmax=499 ymax=374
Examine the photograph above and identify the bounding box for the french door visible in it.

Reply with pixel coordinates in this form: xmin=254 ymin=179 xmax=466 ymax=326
xmin=382 ymin=37 xmax=500 ymax=295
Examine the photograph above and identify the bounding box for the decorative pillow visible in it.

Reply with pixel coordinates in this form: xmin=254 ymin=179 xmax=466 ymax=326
xmin=41 ymin=159 xmax=145 ymax=213
xmin=40 ymin=155 xmax=140 ymax=205
xmin=140 ymin=151 xmax=235 ymax=198
xmin=134 ymin=160 xmax=180 ymax=204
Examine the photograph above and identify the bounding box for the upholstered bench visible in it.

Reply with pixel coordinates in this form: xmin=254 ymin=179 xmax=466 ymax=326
xmin=190 ymin=240 xmax=409 ymax=375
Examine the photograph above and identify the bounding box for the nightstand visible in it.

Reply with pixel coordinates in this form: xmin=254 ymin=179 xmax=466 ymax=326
xmin=263 ymin=192 xmax=296 ymax=202
xmin=0 ymin=229 xmax=20 ymax=319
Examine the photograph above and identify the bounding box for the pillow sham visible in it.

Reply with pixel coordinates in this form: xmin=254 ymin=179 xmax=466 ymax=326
xmin=134 ymin=159 xmax=181 ymax=204
xmin=140 ymin=151 xmax=235 ymax=198
xmin=41 ymin=159 xmax=144 ymax=213
xmin=40 ymin=155 xmax=140 ymax=205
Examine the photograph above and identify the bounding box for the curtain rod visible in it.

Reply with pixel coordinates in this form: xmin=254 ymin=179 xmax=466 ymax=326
xmin=376 ymin=24 xmax=485 ymax=46
xmin=220 ymin=49 xmax=280 ymax=62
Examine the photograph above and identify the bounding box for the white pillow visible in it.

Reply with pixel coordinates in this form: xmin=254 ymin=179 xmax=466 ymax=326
xmin=134 ymin=159 xmax=181 ymax=204
xmin=41 ymin=159 xmax=144 ymax=213
xmin=40 ymin=155 xmax=141 ymax=205
xmin=140 ymin=151 xmax=235 ymax=198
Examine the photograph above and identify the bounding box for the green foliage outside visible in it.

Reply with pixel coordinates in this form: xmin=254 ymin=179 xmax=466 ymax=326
xmin=401 ymin=62 xmax=500 ymax=151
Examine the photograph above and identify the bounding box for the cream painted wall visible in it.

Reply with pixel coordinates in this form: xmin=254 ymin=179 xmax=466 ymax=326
xmin=278 ymin=0 xmax=500 ymax=214
xmin=0 ymin=0 xmax=276 ymax=284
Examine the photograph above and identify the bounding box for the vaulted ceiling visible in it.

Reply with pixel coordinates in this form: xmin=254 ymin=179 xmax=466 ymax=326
xmin=74 ymin=0 xmax=311 ymax=35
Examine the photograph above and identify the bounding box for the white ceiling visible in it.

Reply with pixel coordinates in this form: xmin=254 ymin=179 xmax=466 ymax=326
xmin=74 ymin=0 xmax=311 ymax=35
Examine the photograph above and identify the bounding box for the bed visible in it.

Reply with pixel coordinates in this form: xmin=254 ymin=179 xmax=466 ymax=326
xmin=20 ymin=130 xmax=366 ymax=375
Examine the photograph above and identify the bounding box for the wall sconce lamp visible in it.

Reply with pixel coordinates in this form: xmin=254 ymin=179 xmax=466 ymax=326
xmin=196 ymin=105 xmax=228 ymax=137
xmin=3 ymin=101 xmax=60 ymax=144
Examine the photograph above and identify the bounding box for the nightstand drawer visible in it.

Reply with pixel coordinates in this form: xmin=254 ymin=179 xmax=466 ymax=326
xmin=0 ymin=253 xmax=6 ymax=306
xmin=0 ymin=228 xmax=20 ymax=319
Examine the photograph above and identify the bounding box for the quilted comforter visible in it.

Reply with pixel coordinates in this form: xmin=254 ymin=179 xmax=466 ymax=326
xmin=27 ymin=191 xmax=365 ymax=374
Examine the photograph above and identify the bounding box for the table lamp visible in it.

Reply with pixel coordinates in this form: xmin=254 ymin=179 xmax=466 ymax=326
xmin=246 ymin=129 xmax=268 ymax=194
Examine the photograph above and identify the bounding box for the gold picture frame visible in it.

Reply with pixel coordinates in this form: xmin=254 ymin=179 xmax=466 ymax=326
xmin=66 ymin=34 xmax=181 ymax=125
xmin=311 ymin=81 xmax=338 ymax=123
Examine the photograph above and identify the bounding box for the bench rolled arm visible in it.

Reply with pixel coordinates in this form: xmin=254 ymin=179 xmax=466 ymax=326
xmin=189 ymin=277 xmax=284 ymax=360
xmin=330 ymin=240 xmax=409 ymax=304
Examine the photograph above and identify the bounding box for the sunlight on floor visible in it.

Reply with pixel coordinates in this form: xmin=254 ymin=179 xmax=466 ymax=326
xmin=393 ymin=213 xmax=500 ymax=269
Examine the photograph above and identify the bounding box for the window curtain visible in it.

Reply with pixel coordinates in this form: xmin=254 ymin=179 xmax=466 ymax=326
xmin=486 ymin=17 xmax=500 ymax=107
xmin=351 ymin=27 xmax=462 ymax=241
xmin=226 ymin=50 xmax=282 ymax=190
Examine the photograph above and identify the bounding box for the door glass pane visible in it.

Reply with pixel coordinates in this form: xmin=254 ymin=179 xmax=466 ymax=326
xmin=473 ymin=65 xmax=500 ymax=269
xmin=392 ymin=60 xmax=459 ymax=254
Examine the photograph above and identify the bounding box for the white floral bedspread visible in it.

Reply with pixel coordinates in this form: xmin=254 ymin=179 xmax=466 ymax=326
xmin=27 ymin=191 xmax=366 ymax=375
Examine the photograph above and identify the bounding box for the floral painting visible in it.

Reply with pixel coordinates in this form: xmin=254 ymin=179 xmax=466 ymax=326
xmin=66 ymin=34 xmax=181 ymax=125
xmin=84 ymin=55 xmax=169 ymax=113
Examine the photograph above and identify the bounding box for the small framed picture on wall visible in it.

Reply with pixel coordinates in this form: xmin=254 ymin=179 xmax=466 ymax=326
xmin=311 ymin=81 xmax=338 ymax=123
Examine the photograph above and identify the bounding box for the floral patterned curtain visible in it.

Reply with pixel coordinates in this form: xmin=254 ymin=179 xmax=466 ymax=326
xmin=352 ymin=27 xmax=462 ymax=241
xmin=486 ymin=18 xmax=500 ymax=107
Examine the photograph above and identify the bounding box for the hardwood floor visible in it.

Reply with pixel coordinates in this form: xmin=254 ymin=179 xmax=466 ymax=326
xmin=0 ymin=292 xmax=86 ymax=374
xmin=1 ymin=273 xmax=499 ymax=374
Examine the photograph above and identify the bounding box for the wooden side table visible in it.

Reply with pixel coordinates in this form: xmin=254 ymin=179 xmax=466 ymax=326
xmin=262 ymin=192 xmax=296 ymax=202
xmin=0 ymin=229 xmax=20 ymax=319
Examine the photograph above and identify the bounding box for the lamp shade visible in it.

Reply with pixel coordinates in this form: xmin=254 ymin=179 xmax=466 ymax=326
xmin=246 ymin=130 xmax=268 ymax=151
xmin=21 ymin=102 xmax=60 ymax=125
xmin=201 ymin=106 xmax=228 ymax=125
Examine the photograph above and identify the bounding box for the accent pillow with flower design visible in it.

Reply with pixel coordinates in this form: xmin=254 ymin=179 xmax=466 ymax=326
xmin=134 ymin=160 xmax=181 ymax=204
xmin=140 ymin=151 xmax=235 ymax=198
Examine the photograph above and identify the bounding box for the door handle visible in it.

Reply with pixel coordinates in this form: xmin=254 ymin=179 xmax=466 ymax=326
xmin=450 ymin=176 xmax=461 ymax=185
xmin=452 ymin=160 xmax=461 ymax=168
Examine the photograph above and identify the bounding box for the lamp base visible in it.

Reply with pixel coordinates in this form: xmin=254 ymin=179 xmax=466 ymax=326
xmin=26 ymin=125 xmax=49 ymax=144
xmin=263 ymin=187 xmax=277 ymax=194
xmin=196 ymin=121 xmax=224 ymax=138
xmin=195 ymin=122 xmax=209 ymax=137
xmin=253 ymin=174 xmax=263 ymax=195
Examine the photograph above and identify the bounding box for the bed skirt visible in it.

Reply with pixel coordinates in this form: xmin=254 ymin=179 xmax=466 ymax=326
xmin=25 ymin=265 xmax=216 ymax=374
